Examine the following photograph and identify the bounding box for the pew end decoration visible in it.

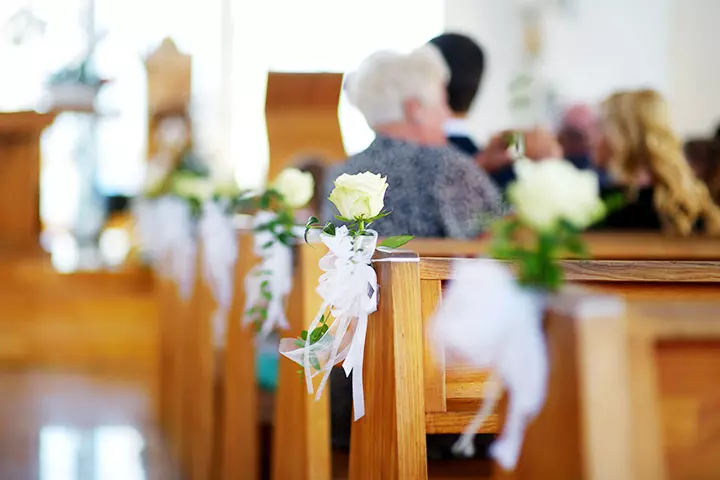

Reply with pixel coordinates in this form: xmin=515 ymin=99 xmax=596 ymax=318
xmin=242 ymin=168 xmax=315 ymax=338
xmin=134 ymin=161 xmax=243 ymax=345
xmin=279 ymin=172 xmax=413 ymax=420
xmin=431 ymin=158 xmax=609 ymax=470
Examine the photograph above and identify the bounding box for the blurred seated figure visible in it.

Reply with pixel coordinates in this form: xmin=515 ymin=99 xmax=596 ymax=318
xmin=592 ymin=89 xmax=720 ymax=235
xmin=427 ymin=33 xmax=485 ymax=158
xmin=322 ymin=46 xmax=504 ymax=238
xmin=428 ymin=32 xmax=563 ymax=190
xmin=325 ymin=45 xmax=506 ymax=461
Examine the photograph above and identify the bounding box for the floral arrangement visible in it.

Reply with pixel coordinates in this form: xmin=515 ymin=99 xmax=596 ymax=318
xmin=242 ymin=168 xmax=315 ymax=337
xmin=490 ymin=157 xmax=607 ymax=291
xmin=431 ymin=157 xmax=613 ymax=470
xmin=280 ymin=171 xmax=412 ymax=420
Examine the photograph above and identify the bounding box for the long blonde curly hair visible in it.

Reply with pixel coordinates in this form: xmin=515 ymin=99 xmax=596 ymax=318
xmin=600 ymin=89 xmax=720 ymax=235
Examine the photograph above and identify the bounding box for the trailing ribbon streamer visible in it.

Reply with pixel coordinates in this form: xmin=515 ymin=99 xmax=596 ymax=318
xmin=430 ymin=259 xmax=547 ymax=470
xmin=199 ymin=200 xmax=238 ymax=347
xmin=156 ymin=197 xmax=197 ymax=301
xmin=279 ymin=226 xmax=378 ymax=420
xmin=132 ymin=198 xmax=163 ymax=267
xmin=243 ymin=211 xmax=294 ymax=338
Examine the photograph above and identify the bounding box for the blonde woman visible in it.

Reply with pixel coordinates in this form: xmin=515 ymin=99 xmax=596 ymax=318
xmin=592 ymin=89 xmax=720 ymax=235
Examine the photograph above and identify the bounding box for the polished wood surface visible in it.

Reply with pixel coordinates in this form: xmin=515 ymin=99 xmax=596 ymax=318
xmin=272 ymin=243 xmax=332 ymax=480
xmin=265 ymin=72 xmax=346 ymax=180
xmin=0 ymin=370 xmax=175 ymax=480
xmin=0 ymin=111 xmax=57 ymax=250
xmin=349 ymin=254 xmax=429 ymax=480
xmin=0 ymin=257 xmax=157 ymax=370
xmin=220 ymin=232 xmax=260 ymax=480
xmin=500 ymin=301 xmax=720 ymax=480
xmin=406 ymin=234 xmax=720 ymax=260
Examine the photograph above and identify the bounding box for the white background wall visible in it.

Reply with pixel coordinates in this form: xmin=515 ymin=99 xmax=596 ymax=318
xmin=667 ymin=0 xmax=720 ymax=137
xmin=445 ymin=0 xmax=719 ymax=141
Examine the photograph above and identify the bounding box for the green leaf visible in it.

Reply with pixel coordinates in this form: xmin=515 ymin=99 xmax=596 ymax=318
xmin=306 ymin=216 xmax=320 ymax=228
xmin=322 ymin=222 xmax=336 ymax=236
xmin=379 ymin=235 xmax=413 ymax=249
xmin=262 ymin=240 xmax=274 ymax=249
xmin=309 ymin=353 xmax=321 ymax=371
xmin=294 ymin=339 xmax=305 ymax=348
xmin=300 ymin=330 xmax=308 ymax=341
xmin=604 ymin=193 xmax=626 ymax=214
xmin=564 ymin=234 xmax=588 ymax=258
xmin=309 ymin=325 xmax=326 ymax=344
xmin=335 ymin=215 xmax=353 ymax=223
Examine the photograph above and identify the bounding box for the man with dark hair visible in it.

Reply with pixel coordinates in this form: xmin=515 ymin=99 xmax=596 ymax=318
xmin=428 ymin=33 xmax=485 ymax=158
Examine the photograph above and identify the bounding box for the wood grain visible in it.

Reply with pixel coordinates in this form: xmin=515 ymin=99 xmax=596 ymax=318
xmin=272 ymin=243 xmax=331 ymax=480
xmin=349 ymin=256 xmax=428 ymax=480
xmin=420 ymin=258 xmax=720 ymax=283
xmin=421 ymin=279 xmax=446 ymax=413
xmin=404 ymin=233 xmax=720 ymax=260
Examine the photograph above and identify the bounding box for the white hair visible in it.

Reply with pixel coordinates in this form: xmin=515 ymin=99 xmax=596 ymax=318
xmin=344 ymin=45 xmax=450 ymax=127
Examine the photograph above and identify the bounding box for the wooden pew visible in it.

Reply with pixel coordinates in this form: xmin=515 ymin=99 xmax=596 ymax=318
xmin=155 ymin=256 xmax=195 ymax=474
xmin=272 ymin=243 xmax=331 ymax=480
xmin=345 ymin=251 xmax=720 ymax=479
xmin=219 ymin=229 xmax=260 ymax=480
xmin=273 ymin=234 xmax=719 ymax=480
xmin=497 ymin=300 xmax=720 ymax=479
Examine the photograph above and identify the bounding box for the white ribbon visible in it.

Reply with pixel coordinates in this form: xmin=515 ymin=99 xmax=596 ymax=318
xmin=430 ymin=259 xmax=547 ymax=470
xmin=155 ymin=196 xmax=197 ymax=301
xmin=243 ymin=211 xmax=294 ymax=338
xmin=199 ymin=200 xmax=238 ymax=347
xmin=279 ymin=226 xmax=378 ymax=420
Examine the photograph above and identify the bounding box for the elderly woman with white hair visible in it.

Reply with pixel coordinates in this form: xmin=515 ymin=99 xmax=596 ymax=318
xmin=323 ymin=45 xmax=505 ymax=238
xmin=327 ymin=46 xmax=506 ymax=459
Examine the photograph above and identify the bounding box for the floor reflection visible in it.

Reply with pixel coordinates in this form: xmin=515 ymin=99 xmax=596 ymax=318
xmin=0 ymin=371 xmax=171 ymax=480
xmin=39 ymin=426 xmax=145 ymax=480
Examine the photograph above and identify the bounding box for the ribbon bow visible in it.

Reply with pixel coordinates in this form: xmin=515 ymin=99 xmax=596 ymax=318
xmin=280 ymin=226 xmax=378 ymax=420
xmin=243 ymin=211 xmax=294 ymax=338
xmin=431 ymin=259 xmax=547 ymax=470
xmin=199 ymin=200 xmax=238 ymax=347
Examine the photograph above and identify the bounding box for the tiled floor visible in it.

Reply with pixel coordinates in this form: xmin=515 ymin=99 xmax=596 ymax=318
xmin=0 ymin=370 xmax=175 ymax=480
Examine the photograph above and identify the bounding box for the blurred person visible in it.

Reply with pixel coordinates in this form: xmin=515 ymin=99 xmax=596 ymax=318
xmin=325 ymin=45 xmax=506 ymax=460
xmin=592 ymin=89 xmax=720 ymax=235
xmin=322 ymin=46 xmax=505 ymax=238
xmin=428 ymin=32 xmax=562 ymax=189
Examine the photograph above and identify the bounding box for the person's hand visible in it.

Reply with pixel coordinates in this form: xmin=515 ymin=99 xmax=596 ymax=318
xmin=475 ymin=132 xmax=513 ymax=173
xmin=523 ymin=127 xmax=563 ymax=160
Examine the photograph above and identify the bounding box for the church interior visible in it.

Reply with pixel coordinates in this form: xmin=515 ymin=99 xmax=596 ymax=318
xmin=0 ymin=0 xmax=719 ymax=478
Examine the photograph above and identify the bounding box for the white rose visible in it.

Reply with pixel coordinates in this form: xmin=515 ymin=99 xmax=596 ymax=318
xmin=170 ymin=173 xmax=215 ymax=202
xmin=328 ymin=172 xmax=388 ymax=220
xmin=508 ymin=158 xmax=604 ymax=232
xmin=272 ymin=168 xmax=315 ymax=209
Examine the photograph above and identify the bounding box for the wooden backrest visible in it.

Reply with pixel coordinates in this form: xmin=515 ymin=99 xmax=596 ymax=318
xmin=265 ymin=72 xmax=346 ymax=180
xmin=502 ymin=300 xmax=720 ymax=480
